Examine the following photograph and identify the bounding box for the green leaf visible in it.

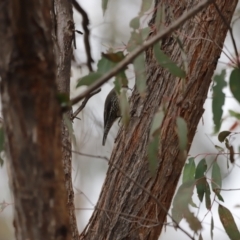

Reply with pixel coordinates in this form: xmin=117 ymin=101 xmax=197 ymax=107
xmin=182 ymin=157 xmax=196 ymax=183
xmin=155 ymin=3 xmax=165 ymax=30
xmin=195 ymin=159 xmax=207 ymax=202
xmin=214 ymin=189 xmax=224 ymax=202
xmin=133 ymin=53 xmax=146 ymax=95
xmin=97 ymin=52 xmax=125 ymax=74
xmin=218 ymin=131 xmax=231 ymax=142
xmin=150 ymin=110 xmax=165 ymax=136
xmin=172 ymin=181 xmax=202 ymax=232
xmin=153 ymin=44 xmax=186 ymax=78
xmin=196 ymin=177 xmax=206 ymax=203
xmin=176 ymin=117 xmax=188 ymax=151
xmin=218 ymin=204 xmax=240 ymax=240
xmin=229 ymin=68 xmax=240 ymax=104
xmin=127 ymin=31 xmax=143 ymax=52
xmin=148 ymin=135 xmax=160 ymax=175
xmin=211 ymin=216 xmax=214 ymax=239
xmin=139 ymin=0 xmax=153 ymax=15
xmin=127 ymin=30 xmax=147 ymax=95
xmin=185 ymin=210 xmax=202 ymax=233
xmin=205 ymin=180 xmax=211 ymax=210
xmin=175 ymin=36 xmax=188 ymax=74
xmin=76 ymin=72 xmax=102 ymax=88
xmin=147 ymin=110 xmax=163 ymax=174
xmin=118 ymin=71 xmax=128 ymax=88
xmin=130 ymin=17 xmax=140 ymax=29
xmin=211 ymin=162 xmax=222 ymax=190
xmin=114 ymin=71 xmax=128 ymax=95
xmin=212 ymin=70 xmax=227 ymax=133
xmin=189 ymin=198 xmax=198 ymax=208
xmin=195 ymin=159 xmax=207 ymax=179
xmin=119 ymin=89 xmax=130 ymax=127
xmin=172 ymin=181 xmax=195 ymax=224
xmin=140 ymin=27 xmax=150 ymax=40
xmin=102 ymin=0 xmax=109 ymax=15
xmin=113 ymin=77 xmax=121 ymax=94
xmin=229 ymin=110 xmax=240 ymax=120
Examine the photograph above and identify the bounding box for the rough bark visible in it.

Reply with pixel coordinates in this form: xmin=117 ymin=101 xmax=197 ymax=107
xmin=0 ymin=0 xmax=71 ymax=240
xmin=80 ymin=1 xmax=238 ymax=239
xmin=53 ymin=1 xmax=79 ymax=239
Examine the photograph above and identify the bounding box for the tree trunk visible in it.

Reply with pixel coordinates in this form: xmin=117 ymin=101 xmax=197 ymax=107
xmin=80 ymin=0 xmax=238 ymax=239
xmin=0 ymin=0 xmax=71 ymax=239
xmin=53 ymin=1 xmax=79 ymax=239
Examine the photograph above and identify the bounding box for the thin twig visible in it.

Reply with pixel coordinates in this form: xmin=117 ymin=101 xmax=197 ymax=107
xmin=70 ymin=88 xmax=101 ymax=120
xmin=72 ymin=0 xmax=94 ymax=72
xmin=216 ymin=188 xmax=240 ymax=191
xmin=70 ymin=0 xmax=213 ymax=106
xmin=212 ymin=1 xmax=240 ymax=68
xmin=71 ymin=149 xmax=195 ymax=240
xmin=76 ymin=207 xmax=159 ymax=224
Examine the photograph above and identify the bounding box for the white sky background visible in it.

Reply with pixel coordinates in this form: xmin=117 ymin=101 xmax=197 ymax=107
xmin=0 ymin=1 xmax=240 ymax=239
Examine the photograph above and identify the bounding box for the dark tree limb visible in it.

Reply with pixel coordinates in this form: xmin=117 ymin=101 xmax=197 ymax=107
xmin=72 ymin=0 xmax=94 ymax=72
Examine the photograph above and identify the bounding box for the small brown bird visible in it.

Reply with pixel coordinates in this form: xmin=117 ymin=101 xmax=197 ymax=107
xmin=102 ymin=88 xmax=121 ymax=146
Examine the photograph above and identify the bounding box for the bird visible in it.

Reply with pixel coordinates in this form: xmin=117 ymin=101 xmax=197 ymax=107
xmin=102 ymin=88 xmax=121 ymax=146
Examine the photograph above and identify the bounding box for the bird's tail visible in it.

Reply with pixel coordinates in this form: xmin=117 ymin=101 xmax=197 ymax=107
xmin=102 ymin=122 xmax=112 ymax=146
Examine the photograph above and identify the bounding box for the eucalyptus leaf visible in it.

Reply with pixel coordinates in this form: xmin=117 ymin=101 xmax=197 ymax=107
xmin=218 ymin=204 xmax=240 ymax=240
xmin=182 ymin=157 xmax=196 ymax=183
xmin=229 ymin=68 xmax=240 ymax=104
xmin=212 ymin=70 xmax=227 ymax=133
xmin=76 ymin=72 xmax=102 ymax=88
xmin=218 ymin=131 xmax=231 ymax=143
xmin=153 ymin=44 xmax=186 ymax=78
xmin=176 ymin=117 xmax=188 ymax=151
xmin=195 ymin=159 xmax=207 ymax=202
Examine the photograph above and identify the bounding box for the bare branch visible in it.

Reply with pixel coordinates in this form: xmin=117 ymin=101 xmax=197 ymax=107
xmin=212 ymin=1 xmax=240 ymax=68
xmin=76 ymin=207 xmax=160 ymax=225
xmin=70 ymin=0 xmax=213 ymax=106
xmin=72 ymin=0 xmax=94 ymax=72
xmin=71 ymin=88 xmax=101 ymax=120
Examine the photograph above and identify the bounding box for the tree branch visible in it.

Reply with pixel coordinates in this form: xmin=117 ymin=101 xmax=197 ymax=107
xmin=72 ymin=0 xmax=94 ymax=72
xmin=212 ymin=1 xmax=240 ymax=68
xmin=71 ymin=88 xmax=101 ymax=120
xmin=70 ymin=0 xmax=213 ymax=106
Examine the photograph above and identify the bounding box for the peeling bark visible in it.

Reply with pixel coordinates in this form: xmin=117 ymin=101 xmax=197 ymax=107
xmin=80 ymin=1 xmax=238 ymax=239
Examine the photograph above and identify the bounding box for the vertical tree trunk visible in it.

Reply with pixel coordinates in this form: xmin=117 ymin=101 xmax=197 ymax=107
xmin=0 ymin=0 xmax=71 ymax=239
xmin=53 ymin=1 xmax=79 ymax=239
xmin=80 ymin=1 xmax=238 ymax=239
